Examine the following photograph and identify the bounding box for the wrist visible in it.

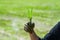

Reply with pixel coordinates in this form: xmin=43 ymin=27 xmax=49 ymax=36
xmin=29 ymin=30 xmax=34 ymax=34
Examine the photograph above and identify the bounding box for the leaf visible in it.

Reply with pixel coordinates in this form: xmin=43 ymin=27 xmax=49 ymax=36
xmin=28 ymin=8 xmax=32 ymax=19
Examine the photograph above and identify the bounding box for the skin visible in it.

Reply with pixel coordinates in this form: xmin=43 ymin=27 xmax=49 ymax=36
xmin=29 ymin=31 xmax=39 ymax=40
xmin=24 ymin=22 xmax=40 ymax=40
xmin=24 ymin=22 xmax=60 ymax=40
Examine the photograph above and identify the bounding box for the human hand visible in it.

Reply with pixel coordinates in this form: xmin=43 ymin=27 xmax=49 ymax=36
xmin=24 ymin=22 xmax=35 ymax=33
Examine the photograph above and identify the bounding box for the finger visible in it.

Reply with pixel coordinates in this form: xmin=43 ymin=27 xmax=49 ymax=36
xmin=25 ymin=24 xmax=29 ymax=27
xmin=24 ymin=26 xmax=30 ymax=32
xmin=25 ymin=23 xmax=33 ymax=31
xmin=24 ymin=27 xmax=28 ymax=32
xmin=24 ymin=26 xmax=32 ymax=33
xmin=27 ymin=22 xmax=31 ymax=26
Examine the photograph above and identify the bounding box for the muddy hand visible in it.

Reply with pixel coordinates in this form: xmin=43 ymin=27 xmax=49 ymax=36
xmin=24 ymin=22 xmax=35 ymax=33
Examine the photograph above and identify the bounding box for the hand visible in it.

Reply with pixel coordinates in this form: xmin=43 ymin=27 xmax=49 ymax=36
xmin=24 ymin=22 xmax=35 ymax=33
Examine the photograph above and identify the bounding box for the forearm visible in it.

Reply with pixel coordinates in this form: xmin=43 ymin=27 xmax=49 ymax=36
xmin=29 ymin=30 xmax=41 ymax=40
xmin=24 ymin=22 xmax=41 ymax=40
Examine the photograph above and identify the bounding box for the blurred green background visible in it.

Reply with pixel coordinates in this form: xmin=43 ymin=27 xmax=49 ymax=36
xmin=0 ymin=0 xmax=60 ymax=40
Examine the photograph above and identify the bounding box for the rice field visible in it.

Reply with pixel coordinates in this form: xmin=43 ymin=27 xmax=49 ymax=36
xmin=0 ymin=0 xmax=60 ymax=40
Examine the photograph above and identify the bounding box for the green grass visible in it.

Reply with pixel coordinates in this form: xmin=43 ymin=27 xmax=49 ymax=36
xmin=0 ymin=0 xmax=60 ymax=40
